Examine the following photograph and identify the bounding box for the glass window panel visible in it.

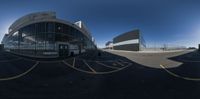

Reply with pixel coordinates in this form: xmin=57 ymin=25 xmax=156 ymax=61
xmin=46 ymin=22 xmax=55 ymax=32
xmin=36 ymin=23 xmax=46 ymax=33
xmin=20 ymin=35 xmax=36 ymax=50
xmin=36 ymin=34 xmax=45 ymax=50
xmin=63 ymin=24 xmax=69 ymax=34
xmin=55 ymin=23 xmax=63 ymax=33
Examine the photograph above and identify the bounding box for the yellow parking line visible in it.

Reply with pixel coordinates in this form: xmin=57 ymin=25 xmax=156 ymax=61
xmin=0 ymin=61 xmax=39 ymax=81
xmin=73 ymin=58 xmax=75 ymax=67
xmin=116 ymin=61 xmax=124 ymax=66
xmin=96 ymin=61 xmax=120 ymax=69
xmin=62 ymin=60 xmax=132 ymax=75
xmin=83 ymin=60 xmax=97 ymax=73
xmin=118 ymin=59 xmax=124 ymax=62
xmin=62 ymin=60 xmax=73 ymax=67
xmin=62 ymin=60 xmax=95 ymax=74
xmin=118 ymin=59 xmax=129 ymax=63
xmin=160 ymin=64 xmax=200 ymax=81
xmin=76 ymin=58 xmax=116 ymax=62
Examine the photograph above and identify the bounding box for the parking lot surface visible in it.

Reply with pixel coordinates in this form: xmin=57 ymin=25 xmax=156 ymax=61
xmin=0 ymin=50 xmax=200 ymax=99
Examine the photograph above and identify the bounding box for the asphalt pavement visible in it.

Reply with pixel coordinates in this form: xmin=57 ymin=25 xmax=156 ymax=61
xmin=0 ymin=50 xmax=200 ymax=99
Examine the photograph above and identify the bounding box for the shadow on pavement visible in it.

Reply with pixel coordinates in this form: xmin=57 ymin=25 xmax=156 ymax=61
xmin=0 ymin=50 xmax=200 ymax=99
xmin=166 ymin=50 xmax=200 ymax=78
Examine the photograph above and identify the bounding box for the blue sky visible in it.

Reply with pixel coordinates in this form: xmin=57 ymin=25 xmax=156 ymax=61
xmin=0 ymin=0 xmax=200 ymax=48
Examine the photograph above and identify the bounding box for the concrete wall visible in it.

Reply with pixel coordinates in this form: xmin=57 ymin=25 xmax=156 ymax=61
xmin=113 ymin=30 xmax=139 ymax=43
xmin=113 ymin=44 xmax=139 ymax=51
xmin=113 ymin=29 xmax=140 ymax=51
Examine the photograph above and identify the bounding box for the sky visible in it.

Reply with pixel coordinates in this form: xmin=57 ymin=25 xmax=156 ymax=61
xmin=0 ymin=0 xmax=200 ymax=48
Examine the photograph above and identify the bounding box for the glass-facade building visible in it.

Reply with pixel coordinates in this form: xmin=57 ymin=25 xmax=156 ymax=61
xmin=1 ymin=12 xmax=96 ymax=58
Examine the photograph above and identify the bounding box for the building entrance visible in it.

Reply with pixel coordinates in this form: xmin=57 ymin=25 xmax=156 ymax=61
xmin=59 ymin=44 xmax=68 ymax=57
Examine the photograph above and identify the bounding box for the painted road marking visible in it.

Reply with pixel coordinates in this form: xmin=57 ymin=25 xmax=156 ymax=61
xmin=62 ymin=60 xmax=95 ymax=74
xmin=112 ymin=63 xmax=117 ymax=66
xmin=83 ymin=60 xmax=97 ymax=73
xmin=116 ymin=61 xmax=124 ymax=66
xmin=73 ymin=58 xmax=75 ymax=67
xmin=77 ymin=59 xmax=117 ymax=62
xmin=0 ymin=61 xmax=39 ymax=81
xmin=118 ymin=59 xmax=129 ymax=63
xmin=96 ymin=61 xmax=120 ymax=69
xmin=160 ymin=64 xmax=200 ymax=81
xmin=1 ymin=52 xmax=132 ymax=76
xmin=38 ymin=60 xmax=62 ymax=63
xmin=62 ymin=60 xmax=132 ymax=75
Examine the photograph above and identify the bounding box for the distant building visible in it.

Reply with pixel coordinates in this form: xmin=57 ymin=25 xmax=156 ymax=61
xmin=105 ymin=41 xmax=113 ymax=49
xmin=188 ymin=47 xmax=196 ymax=50
xmin=108 ymin=29 xmax=146 ymax=51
